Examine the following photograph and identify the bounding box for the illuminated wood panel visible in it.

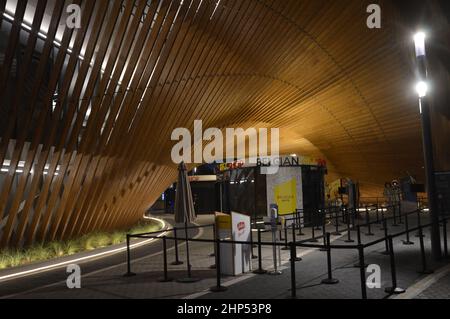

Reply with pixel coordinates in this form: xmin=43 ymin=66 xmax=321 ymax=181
xmin=0 ymin=0 xmax=433 ymax=247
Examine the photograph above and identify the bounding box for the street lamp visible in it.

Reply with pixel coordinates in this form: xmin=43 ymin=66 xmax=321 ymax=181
xmin=413 ymin=31 xmax=442 ymax=260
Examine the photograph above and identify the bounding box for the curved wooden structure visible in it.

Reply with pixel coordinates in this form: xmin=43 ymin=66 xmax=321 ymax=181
xmin=0 ymin=0 xmax=446 ymax=247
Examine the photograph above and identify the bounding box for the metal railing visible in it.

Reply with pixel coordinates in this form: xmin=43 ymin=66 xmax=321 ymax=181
xmin=124 ymin=206 xmax=449 ymax=299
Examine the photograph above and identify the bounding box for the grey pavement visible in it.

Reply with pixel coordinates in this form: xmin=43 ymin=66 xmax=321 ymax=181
xmin=1 ymin=211 xmax=449 ymax=299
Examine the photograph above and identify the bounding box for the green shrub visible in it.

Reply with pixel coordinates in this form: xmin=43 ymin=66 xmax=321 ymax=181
xmin=0 ymin=219 xmax=161 ymax=269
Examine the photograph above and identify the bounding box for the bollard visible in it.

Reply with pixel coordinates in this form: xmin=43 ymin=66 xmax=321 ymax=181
xmin=415 ymin=209 xmax=425 ymax=238
xmin=365 ymin=208 xmax=374 ymax=236
xmin=384 ymin=236 xmax=406 ymax=294
xmin=171 ymin=227 xmax=184 ymax=265
xmin=358 ymin=245 xmax=367 ymax=299
xmin=418 ymin=226 xmax=434 ymax=274
xmin=209 ymin=224 xmax=216 ymax=257
xmin=210 ymin=239 xmax=227 ymax=292
xmin=320 ymin=217 xmax=327 ymax=251
xmin=392 ymin=205 xmax=399 ymax=227
xmin=315 ymin=210 xmax=322 ymax=231
xmin=251 ymin=226 xmax=258 ymax=259
xmin=289 ymin=243 xmax=297 ymax=299
xmin=297 ymin=211 xmax=305 ymax=236
xmin=253 ymin=228 xmax=267 ymax=274
xmin=310 ymin=221 xmax=319 ymax=243
xmin=380 ymin=207 xmax=386 ymax=229
xmin=321 ymin=233 xmax=339 ymax=284
xmin=177 ymin=224 xmax=201 ymax=283
xmin=354 ymin=226 xmax=368 ymax=268
xmin=402 ymin=212 xmax=414 ymax=245
xmin=290 ymin=223 xmax=302 ymax=262
xmin=282 ymin=220 xmax=289 ymax=250
xmin=345 ymin=208 xmax=354 ymax=243
xmin=381 ymin=219 xmax=390 ymax=255
xmin=398 ymin=204 xmax=404 ymax=224
xmin=124 ymin=234 xmax=136 ymax=277
xmin=158 ymin=236 xmax=173 ymax=282
xmin=375 ymin=205 xmax=380 ymax=224
xmin=332 ymin=208 xmax=341 ymax=236
xmin=443 ymin=219 xmax=448 ymax=258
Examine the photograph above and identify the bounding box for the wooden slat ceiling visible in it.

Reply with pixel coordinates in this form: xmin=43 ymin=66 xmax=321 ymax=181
xmin=0 ymin=0 xmax=426 ymax=247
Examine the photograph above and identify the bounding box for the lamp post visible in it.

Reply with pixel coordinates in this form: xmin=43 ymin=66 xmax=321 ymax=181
xmin=413 ymin=32 xmax=442 ymax=260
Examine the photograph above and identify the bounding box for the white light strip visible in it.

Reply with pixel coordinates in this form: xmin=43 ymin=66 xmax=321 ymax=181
xmin=1 ymin=12 xmax=103 ymax=73
xmin=0 ymin=217 xmax=167 ymax=282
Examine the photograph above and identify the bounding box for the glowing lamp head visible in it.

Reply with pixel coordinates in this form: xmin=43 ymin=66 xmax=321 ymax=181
xmin=416 ymin=81 xmax=428 ymax=98
xmin=414 ymin=32 xmax=426 ymax=57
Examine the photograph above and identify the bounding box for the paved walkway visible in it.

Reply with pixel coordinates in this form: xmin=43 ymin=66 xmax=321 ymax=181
xmin=1 ymin=211 xmax=449 ymax=299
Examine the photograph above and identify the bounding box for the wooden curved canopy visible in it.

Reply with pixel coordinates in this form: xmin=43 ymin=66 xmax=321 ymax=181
xmin=0 ymin=0 xmax=429 ymax=247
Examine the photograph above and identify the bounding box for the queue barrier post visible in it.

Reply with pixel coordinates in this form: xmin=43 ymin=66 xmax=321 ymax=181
xmin=418 ymin=226 xmax=434 ymax=274
xmin=282 ymin=219 xmax=289 ymax=250
xmin=210 ymin=239 xmax=227 ymax=292
xmin=358 ymin=245 xmax=367 ymax=299
xmin=402 ymin=212 xmax=414 ymax=245
xmin=385 ymin=236 xmax=406 ymax=295
xmin=345 ymin=208 xmax=355 ymax=243
xmin=289 ymin=242 xmax=297 ymax=299
xmin=333 ymin=207 xmax=341 ymax=235
xmin=381 ymin=219 xmax=390 ymax=255
xmin=365 ymin=207 xmax=374 ymax=236
xmin=290 ymin=222 xmax=302 ymax=262
xmin=123 ymin=234 xmax=136 ymax=277
xmin=443 ymin=219 xmax=448 ymax=259
xmin=171 ymin=227 xmax=184 ymax=265
xmin=320 ymin=215 xmax=327 ymax=251
xmin=321 ymin=233 xmax=339 ymax=285
xmin=158 ymin=236 xmax=173 ymax=282
xmin=253 ymin=228 xmax=267 ymax=274
xmin=415 ymin=209 xmax=425 ymax=238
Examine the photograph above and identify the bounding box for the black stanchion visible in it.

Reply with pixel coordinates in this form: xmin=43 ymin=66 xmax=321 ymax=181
xmin=418 ymin=226 xmax=434 ymax=274
xmin=381 ymin=219 xmax=390 ymax=255
xmin=253 ymin=228 xmax=267 ymax=274
xmin=392 ymin=205 xmax=399 ymax=227
xmin=320 ymin=216 xmax=327 ymax=251
xmin=351 ymin=208 xmax=356 ymax=230
xmin=321 ymin=233 xmax=339 ymax=285
xmin=332 ymin=208 xmax=341 ymax=236
xmin=290 ymin=223 xmax=302 ymax=262
xmin=210 ymin=239 xmax=227 ymax=292
xmin=289 ymin=243 xmax=297 ymax=299
xmin=124 ymin=235 xmax=136 ymax=277
xmin=315 ymin=210 xmax=322 ymax=231
xmin=310 ymin=221 xmax=319 ymax=243
xmin=297 ymin=210 xmax=305 ymax=236
xmin=375 ymin=205 xmax=380 ymax=224
xmin=354 ymin=226 xmax=368 ymax=268
xmin=398 ymin=204 xmax=404 ymax=224
xmin=365 ymin=207 xmax=374 ymax=236
xmin=385 ymin=236 xmax=406 ymax=295
xmin=282 ymin=220 xmax=289 ymax=250
xmin=345 ymin=208 xmax=354 ymax=243
xmin=158 ymin=236 xmax=173 ymax=282
xmin=443 ymin=219 xmax=448 ymax=259
xmin=380 ymin=207 xmax=386 ymax=230
xmin=402 ymin=212 xmax=414 ymax=245
xmin=171 ymin=227 xmax=184 ymax=265
xmin=209 ymin=224 xmax=216 ymax=257
xmin=251 ymin=227 xmax=258 ymax=259
xmin=177 ymin=223 xmax=201 ymax=283
xmin=415 ymin=209 xmax=425 ymax=238
xmin=358 ymin=245 xmax=367 ymax=299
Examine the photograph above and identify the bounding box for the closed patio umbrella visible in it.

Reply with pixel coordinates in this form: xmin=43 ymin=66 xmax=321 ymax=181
xmin=174 ymin=162 xmax=196 ymax=224
xmin=174 ymin=162 xmax=199 ymax=282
